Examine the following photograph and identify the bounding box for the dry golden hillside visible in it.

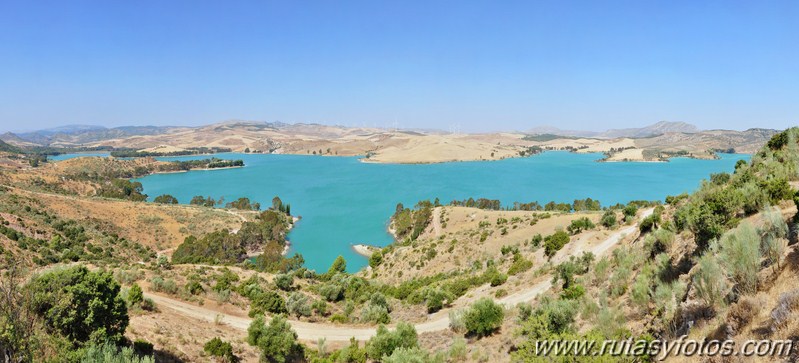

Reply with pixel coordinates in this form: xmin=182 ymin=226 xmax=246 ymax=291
xmin=3 ymin=121 xmax=767 ymax=164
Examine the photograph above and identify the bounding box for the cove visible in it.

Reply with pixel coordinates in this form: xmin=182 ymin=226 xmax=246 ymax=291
xmin=127 ymin=151 xmax=747 ymax=272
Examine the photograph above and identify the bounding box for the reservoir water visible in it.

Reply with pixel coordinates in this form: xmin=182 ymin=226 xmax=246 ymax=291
xmin=111 ymin=152 xmax=745 ymax=272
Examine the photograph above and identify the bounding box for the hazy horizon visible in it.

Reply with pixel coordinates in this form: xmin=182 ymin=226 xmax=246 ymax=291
xmin=1 ymin=1 xmax=796 ymax=132
xmin=0 ymin=119 xmax=776 ymax=135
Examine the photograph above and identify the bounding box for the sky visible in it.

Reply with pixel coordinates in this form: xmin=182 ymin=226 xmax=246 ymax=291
xmin=0 ymin=1 xmax=797 ymax=133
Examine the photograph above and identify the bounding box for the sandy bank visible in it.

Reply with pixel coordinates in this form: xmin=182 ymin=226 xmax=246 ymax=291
xmin=352 ymin=244 xmax=379 ymax=257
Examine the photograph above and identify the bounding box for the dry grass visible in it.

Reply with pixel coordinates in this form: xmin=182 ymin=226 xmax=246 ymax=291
xmin=370 ymin=206 xmax=604 ymax=285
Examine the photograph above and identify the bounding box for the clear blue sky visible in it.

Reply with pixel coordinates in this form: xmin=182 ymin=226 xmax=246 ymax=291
xmin=1 ymin=0 xmax=796 ymax=132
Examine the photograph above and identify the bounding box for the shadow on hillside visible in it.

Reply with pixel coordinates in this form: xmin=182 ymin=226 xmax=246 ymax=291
xmin=154 ymin=349 xmax=187 ymax=363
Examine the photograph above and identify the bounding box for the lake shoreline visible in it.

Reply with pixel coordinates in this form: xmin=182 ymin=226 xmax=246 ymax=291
xmin=125 ymin=151 xmax=746 ymax=272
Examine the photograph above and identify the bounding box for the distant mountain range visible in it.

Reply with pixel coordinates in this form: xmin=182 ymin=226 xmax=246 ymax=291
xmin=0 ymin=120 xmax=778 ymax=154
xmin=2 ymin=125 xmax=180 ymax=147
xmin=526 ymin=121 xmax=701 ymax=139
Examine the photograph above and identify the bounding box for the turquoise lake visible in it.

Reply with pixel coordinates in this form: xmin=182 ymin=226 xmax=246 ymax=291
xmin=116 ymin=151 xmax=746 ymax=272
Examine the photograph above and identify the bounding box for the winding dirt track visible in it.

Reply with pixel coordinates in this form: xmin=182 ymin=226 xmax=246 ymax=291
xmin=146 ymin=209 xmax=652 ymax=341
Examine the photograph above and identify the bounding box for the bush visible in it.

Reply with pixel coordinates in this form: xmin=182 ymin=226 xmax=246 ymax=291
xmin=172 ymin=231 xmax=245 ymax=265
xmin=567 ymin=217 xmax=595 ymax=235
xmin=760 ymin=206 xmax=788 ymax=271
xmin=247 ymin=315 xmax=301 ymax=363
xmin=327 ymin=256 xmax=347 ymax=276
xmin=448 ymin=337 xmax=467 ymax=361
xmin=312 ymin=299 xmax=328 ymax=316
xmin=463 ymin=298 xmax=504 ymax=337
xmin=127 ymin=283 xmax=143 ymax=306
xmin=544 ymin=231 xmax=570 ymax=258
xmin=204 ymin=337 xmax=235 ymax=361
xmin=535 ymin=298 xmax=577 ymax=334
xmin=366 ymin=322 xmax=418 ymax=360
xmin=28 ymin=266 xmax=128 ymax=344
xmin=286 ymin=292 xmax=311 ymax=318
xmin=423 ymin=288 xmax=452 ymax=313
xmin=639 ymin=213 xmax=660 ymax=233
xmin=213 ymin=269 xmax=240 ymax=292
xmin=383 ymin=347 xmax=440 ymax=363
xmin=600 ymin=210 xmax=617 ymax=228
xmin=369 ymin=251 xmax=384 ymax=268
xmin=153 ymin=194 xmax=179 ymax=204
xmin=560 ymin=284 xmax=585 ymax=300
xmin=719 ymin=222 xmax=761 ymax=294
xmin=507 ymin=253 xmax=533 ymax=275
xmin=630 ymin=269 xmax=652 ymax=309
xmin=360 ymin=303 xmax=390 ymax=324
xmin=694 ymin=253 xmax=730 ymax=308
xmin=81 ymin=341 xmax=154 ymax=363
xmin=185 ymin=280 xmax=204 ymax=295
xmin=249 ymin=291 xmax=287 ymax=317
xmin=319 ymin=283 xmax=344 ymax=302
xmin=330 ymin=338 xmax=367 ymax=362
xmin=149 ymin=277 xmax=178 ymax=295
xmin=274 ymin=273 xmax=294 ymax=291
xmin=623 ymin=205 xmax=638 ymax=218
xmin=489 ymin=272 xmax=507 ymax=287
xmin=448 ymin=309 xmax=466 ymax=333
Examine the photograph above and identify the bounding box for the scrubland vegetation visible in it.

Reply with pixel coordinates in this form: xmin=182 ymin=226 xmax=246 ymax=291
xmin=1 ymin=128 xmax=798 ymax=361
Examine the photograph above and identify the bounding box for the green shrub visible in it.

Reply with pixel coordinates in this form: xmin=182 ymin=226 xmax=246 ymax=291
xmin=286 ymin=292 xmax=311 ymax=318
xmin=249 ymin=291 xmax=287 ymax=317
xmin=327 ymin=256 xmax=347 ymax=276
xmin=719 ymin=222 xmax=761 ymax=294
xmin=329 ymin=338 xmax=367 ymax=363
xmin=369 ymin=251 xmax=384 ymax=268
xmin=312 ymin=299 xmax=328 ymax=316
xmin=149 ymin=277 xmax=178 ymax=295
xmin=463 ymin=298 xmax=504 ymax=337
xmin=639 ymin=213 xmax=660 ymax=233
xmin=694 ymin=253 xmax=730 ymax=308
xmin=28 ymin=266 xmax=128 ymax=345
xmin=447 ymin=338 xmax=467 ymax=361
xmin=247 ymin=315 xmax=301 ymax=363
xmin=507 ymin=253 xmax=533 ymax=275
xmin=273 ymin=273 xmax=294 ymax=291
xmin=366 ymin=322 xmax=418 ymax=360
xmin=80 ymin=341 xmax=154 ymax=363
xmin=760 ymin=206 xmax=788 ymax=271
xmin=153 ymin=194 xmax=179 ymax=204
xmin=535 ymin=298 xmax=577 ymax=334
xmin=623 ymin=205 xmax=638 ymax=218
xmin=544 ymin=231 xmax=570 ymax=257
xmin=172 ymin=231 xmax=245 ymax=265
xmin=567 ymin=217 xmax=595 ymax=235
xmin=560 ymin=284 xmax=585 ymax=300
xmin=448 ymin=309 xmax=466 ymax=333
xmin=319 ymin=283 xmax=344 ymax=302
xmin=185 ymin=280 xmax=204 ymax=295
xmin=383 ymin=347 xmax=441 ymax=363
xmin=204 ymin=337 xmax=235 ymax=361
xmin=600 ymin=210 xmax=617 ymax=228
xmin=489 ymin=272 xmax=507 ymax=287
xmin=127 ymin=284 xmax=143 ymax=306
xmin=360 ymin=303 xmax=390 ymax=324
